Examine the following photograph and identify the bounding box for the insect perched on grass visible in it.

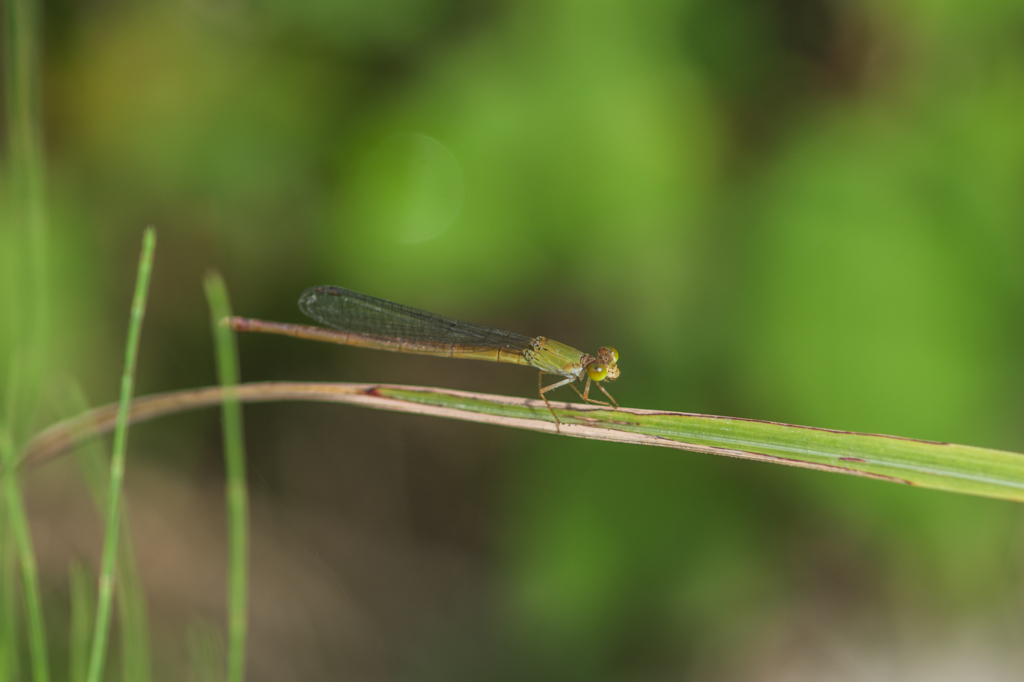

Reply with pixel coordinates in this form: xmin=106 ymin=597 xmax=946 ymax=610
xmin=229 ymin=285 xmax=621 ymax=431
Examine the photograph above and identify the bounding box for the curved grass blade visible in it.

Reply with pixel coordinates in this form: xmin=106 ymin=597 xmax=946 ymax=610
xmin=19 ymin=381 xmax=1024 ymax=504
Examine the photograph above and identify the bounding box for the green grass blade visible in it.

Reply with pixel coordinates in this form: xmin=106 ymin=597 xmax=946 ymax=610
xmin=112 ymin=518 xmax=151 ymax=682
xmin=113 ymin=534 xmax=150 ymax=682
xmin=203 ymin=272 xmax=249 ymax=682
xmin=85 ymin=227 xmax=156 ymax=682
xmin=0 ymin=495 xmax=18 ymax=682
xmin=4 ymin=0 xmax=50 ymax=448
xmin=21 ymin=381 xmax=1024 ymax=504
xmin=68 ymin=561 xmax=94 ymax=682
xmin=1 ymin=0 xmax=50 ymax=673
xmin=186 ymin=619 xmax=225 ymax=682
xmin=65 ymin=382 xmax=151 ymax=682
xmin=371 ymin=385 xmax=1024 ymax=502
xmin=0 ymin=360 xmax=22 ymax=682
xmin=0 ymin=425 xmax=48 ymax=682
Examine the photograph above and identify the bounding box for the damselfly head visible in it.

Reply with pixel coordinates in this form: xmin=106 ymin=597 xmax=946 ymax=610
xmin=587 ymin=347 xmax=620 ymax=382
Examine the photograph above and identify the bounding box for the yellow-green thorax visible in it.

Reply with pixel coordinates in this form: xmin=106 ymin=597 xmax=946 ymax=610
xmin=523 ymin=337 xmax=620 ymax=385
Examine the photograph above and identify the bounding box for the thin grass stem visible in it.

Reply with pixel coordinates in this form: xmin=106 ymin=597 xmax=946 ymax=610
xmin=0 ymin=494 xmax=16 ymax=682
xmin=67 ymin=383 xmax=151 ymax=682
xmin=204 ymin=272 xmax=249 ymax=682
xmin=0 ymin=425 xmax=48 ymax=682
xmin=84 ymin=227 xmax=156 ymax=682
xmin=68 ymin=561 xmax=93 ymax=682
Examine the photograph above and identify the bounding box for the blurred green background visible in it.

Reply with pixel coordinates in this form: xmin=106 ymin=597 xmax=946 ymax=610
xmin=5 ymin=0 xmax=1024 ymax=678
